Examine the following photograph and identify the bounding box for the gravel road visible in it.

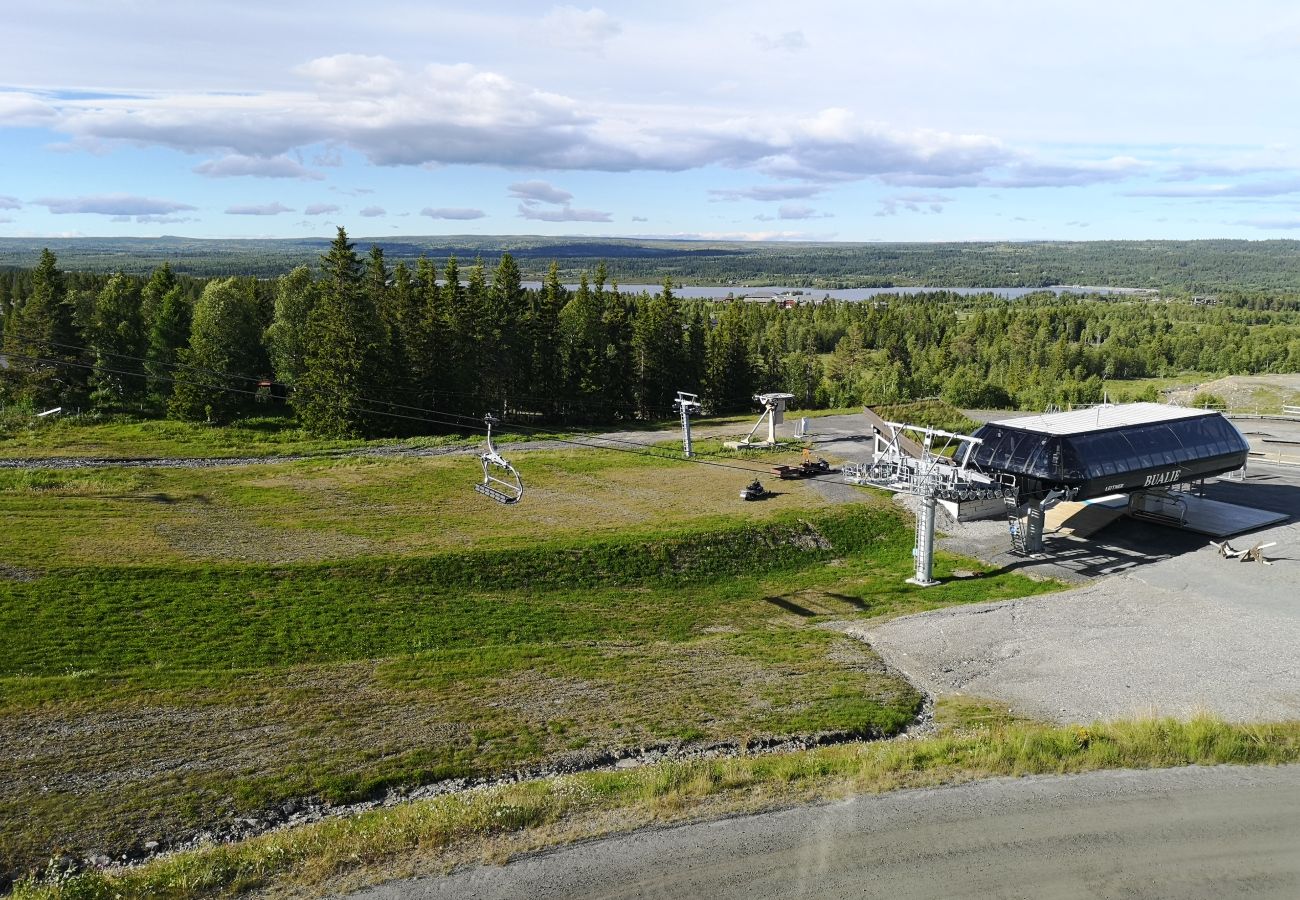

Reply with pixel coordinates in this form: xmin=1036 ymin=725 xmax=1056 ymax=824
xmin=348 ymin=764 xmax=1300 ymax=900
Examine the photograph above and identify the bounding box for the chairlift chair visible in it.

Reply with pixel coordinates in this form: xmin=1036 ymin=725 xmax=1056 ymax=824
xmin=474 ymin=414 xmax=524 ymax=504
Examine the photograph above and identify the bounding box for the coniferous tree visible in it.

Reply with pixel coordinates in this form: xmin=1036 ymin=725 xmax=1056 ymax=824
xmin=632 ymin=277 xmax=684 ymax=418
xmin=559 ymin=272 xmax=606 ymax=421
xmin=487 ymin=252 xmax=525 ymax=409
xmin=462 ymin=259 xmax=491 ymax=411
xmin=410 ymin=256 xmax=443 ymax=408
xmin=88 ymin=273 xmax=146 ymax=408
xmin=682 ymin=309 xmax=708 ymax=395
xmin=531 ymin=261 xmax=565 ymax=417
xmin=703 ymin=301 xmax=752 ymax=412
xmin=387 ymin=260 xmax=419 ymax=408
xmin=0 ymin=248 xmax=84 ymax=408
xmin=169 ymin=278 xmax=263 ymax=422
xmin=139 ymin=262 xmax=177 ymax=333
xmin=295 ymin=228 xmax=390 ymax=437
xmin=602 ymin=289 xmax=636 ymax=420
xmin=144 ymin=283 xmax=191 ymax=403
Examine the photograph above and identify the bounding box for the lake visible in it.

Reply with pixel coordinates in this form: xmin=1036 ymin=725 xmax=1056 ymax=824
xmin=517 ymin=283 xmax=1153 ymax=301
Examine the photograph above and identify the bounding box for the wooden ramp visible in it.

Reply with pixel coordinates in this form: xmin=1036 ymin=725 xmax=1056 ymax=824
xmin=1045 ymin=495 xmax=1128 ymax=537
xmin=862 ymin=407 xmax=926 ymax=459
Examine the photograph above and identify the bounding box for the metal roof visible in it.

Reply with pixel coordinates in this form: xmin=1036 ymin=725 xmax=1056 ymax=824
xmin=988 ymin=402 xmax=1215 ymax=436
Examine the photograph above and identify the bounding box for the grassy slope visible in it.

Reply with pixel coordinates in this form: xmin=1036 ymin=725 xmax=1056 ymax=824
xmin=0 ymin=436 xmax=1057 ymax=883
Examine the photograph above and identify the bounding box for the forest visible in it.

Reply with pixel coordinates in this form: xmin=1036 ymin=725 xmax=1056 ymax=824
xmin=3 ymin=227 xmax=1300 ymax=438
xmin=7 ymin=235 xmax=1300 ymax=296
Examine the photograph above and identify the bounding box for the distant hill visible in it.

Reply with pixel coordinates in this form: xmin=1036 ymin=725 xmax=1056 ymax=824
xmin=2 ymin=235 xmax=1299 ymax=293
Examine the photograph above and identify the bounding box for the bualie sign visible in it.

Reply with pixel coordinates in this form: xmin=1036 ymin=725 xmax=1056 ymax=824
xmin=969 ymin=403 xmax=1250 ymax=502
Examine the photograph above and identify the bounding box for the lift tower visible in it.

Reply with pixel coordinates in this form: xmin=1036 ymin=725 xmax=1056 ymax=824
xmin=673 ymin=391 xmax=702 ymax=457
xmin=845 ymin=419 xmax=1015 ymax=586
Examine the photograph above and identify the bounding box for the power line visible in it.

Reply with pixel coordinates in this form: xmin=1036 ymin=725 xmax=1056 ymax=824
xmin=1 ymin=349 xmax=860 ymax=486
xmin=4 ymin=343 xmax=1059 ymax=501
xmin=1 ymin=330 xmax=762 ymax=465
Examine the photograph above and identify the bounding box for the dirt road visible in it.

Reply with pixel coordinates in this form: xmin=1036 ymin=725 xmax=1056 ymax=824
xmin=348 ymin=765 xmax=1300 ymax=899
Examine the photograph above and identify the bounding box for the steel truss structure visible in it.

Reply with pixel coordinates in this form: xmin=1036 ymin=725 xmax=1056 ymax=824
xmin=845 ymin=420 xmax=1016 ymax=586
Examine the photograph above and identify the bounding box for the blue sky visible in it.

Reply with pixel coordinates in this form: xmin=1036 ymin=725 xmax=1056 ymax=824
xmin=5 ymin=1 xmax=1300 ymax=241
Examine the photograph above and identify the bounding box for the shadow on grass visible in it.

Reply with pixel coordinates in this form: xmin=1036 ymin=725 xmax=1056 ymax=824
xmin=763 ymin=595 xmax=817 ymax=617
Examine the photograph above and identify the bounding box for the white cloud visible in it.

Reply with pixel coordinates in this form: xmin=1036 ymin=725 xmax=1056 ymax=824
xmin=754 ymin=30 xmax=807 ymax=52
xmin=641 ymin=230 xmax=826 ymax=242
xmin=508 ymin=180 xmax=573 ymax=204
xmin=517 ymin=203 xmax=611 ymax=222
xmin=225 ymin=202 xmax=294 ymax=215
xmin=1128 ymin=176 xmax=1300 ymax=198
xmin=358 ymin=205 xmax=386 ymax=217
xmin=34 ymin=194 xmax=197 ymax=215
xmin=304 ymin=203 xmax=340 ymax=215
xmin=1 ymin=58 xmax=1153 ymax=194
xmin=1235 ymin=216 xmax=1300 ymax=229
xmin=194 ymin=154 xmax=323 ymax=180
xmin=0 ymin=91 xmax=56 ymax=125
xmin=755 ymin=203 xmax=832 ymax=221
xmin=541 ymin=6 xmax=621 ymax=51
xmin=709 ymin=184 xmax=824 ymax=202
xmin=776 ymin=203 xmax=829 ymax=220
xmin=134 ymin=215 xmax=198 ymax=224
xmin=0 ymin=196 xmax=20 ymax=210
xmin=875 ymin=193 xmax=952 ymax=216
xmin=421 ymin=207 xmax=486 ymax=219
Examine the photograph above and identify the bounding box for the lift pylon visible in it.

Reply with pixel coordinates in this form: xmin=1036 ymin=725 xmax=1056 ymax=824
xmin=673 ymin=391 xmax=702 ymax=457
xmin=846 ymin=419 xmax=1015 ymax=586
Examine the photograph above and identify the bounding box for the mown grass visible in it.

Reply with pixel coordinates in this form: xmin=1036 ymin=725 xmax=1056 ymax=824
xmin=14 ymin=714 xmax=1298 ymax=900
xmin=0 ymin=498 xmax=1055 ymax=884
xmin=0 ymin=427 xmax=1064 ymax=888
xmin=0 ymin=407 xmax=858 ymax=461
xmin=0 ymin=505 xmax=1048 ymax=679
xmin=0 ymin=447 xmax=839 ymax=566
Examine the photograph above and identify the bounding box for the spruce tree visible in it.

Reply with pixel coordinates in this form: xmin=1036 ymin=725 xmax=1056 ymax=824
xmin=487 ymin=252 xmax=525 ymax=409
xmin=0 ymin=248 xmax=84 ymax=408
xmin=632 ymin=277 xmax=683 ymax=418
xmin=295 ymin=228 xmax=390 ymax=437
xmin=601 ymin=290 xmax=636 ymax=420
xmin=704 ymin=301 xmax=753 ymax=413
xmin=559 ymin=272 xmax=606 ymax=421
xmin=88 ymin=273 xmax=146 ymax=408
xmin=139 ymin=262 xmax=177 ymax=332
xmin=144 ymin=284 xmax=191 ymax=403
xmin=531 ymin=261 xmax=565 ymax=417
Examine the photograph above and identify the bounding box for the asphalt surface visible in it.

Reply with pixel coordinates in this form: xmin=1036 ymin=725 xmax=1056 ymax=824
xmin=348 ymin=765 xmax=1300 ymax=900
xmin=854 ymin=458 xmax=1300 ymax=724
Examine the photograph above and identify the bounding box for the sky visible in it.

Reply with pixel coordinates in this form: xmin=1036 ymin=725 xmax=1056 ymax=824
xmin=5 ymin=1 xmax=1300 ymax=242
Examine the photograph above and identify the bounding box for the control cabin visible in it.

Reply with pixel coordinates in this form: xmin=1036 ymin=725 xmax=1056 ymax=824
xmin=969 ymin=403 xmax=1249 ymax=502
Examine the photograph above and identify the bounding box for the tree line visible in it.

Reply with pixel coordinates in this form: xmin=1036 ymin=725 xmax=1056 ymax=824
xmin=3 ymin=227 xmax=1299 ymax=437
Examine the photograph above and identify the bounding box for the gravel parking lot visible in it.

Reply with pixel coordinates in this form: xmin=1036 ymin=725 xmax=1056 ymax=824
xmin=841 ymin=416 xmax=1300 ymax=725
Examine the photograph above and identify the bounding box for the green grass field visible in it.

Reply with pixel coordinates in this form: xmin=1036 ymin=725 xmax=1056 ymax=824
xmin=0 ymin=428 xmax=1059 ymax=887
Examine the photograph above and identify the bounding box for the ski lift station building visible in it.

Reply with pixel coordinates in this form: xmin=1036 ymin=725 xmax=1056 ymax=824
xmin=968 ymin=403 xmax=1250 ymax=503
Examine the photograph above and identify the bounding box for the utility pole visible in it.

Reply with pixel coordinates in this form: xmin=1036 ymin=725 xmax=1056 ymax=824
xmin=673 ymin=391 xmax=702 ymax=457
